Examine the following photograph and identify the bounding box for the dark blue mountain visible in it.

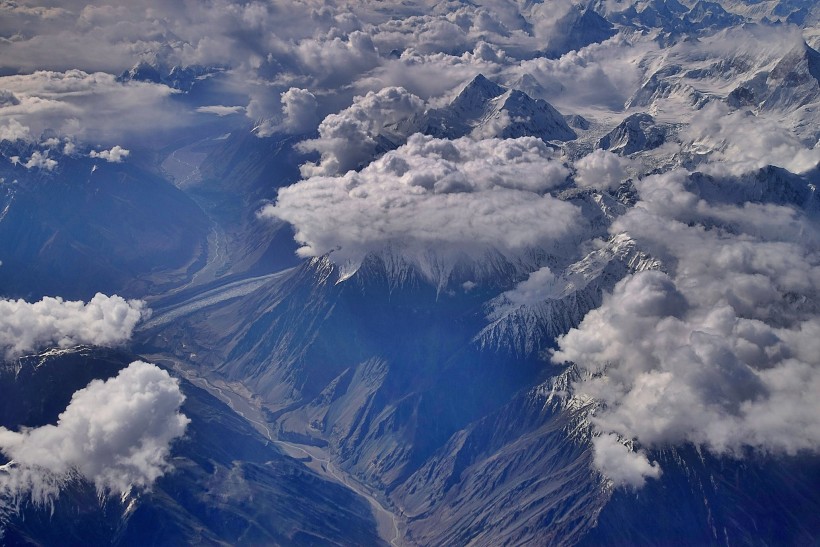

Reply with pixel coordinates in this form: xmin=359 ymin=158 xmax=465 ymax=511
xmin=0 ymin=346 xmax=384 ymax=546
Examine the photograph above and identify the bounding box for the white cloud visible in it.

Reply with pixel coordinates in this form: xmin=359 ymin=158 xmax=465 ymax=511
xmin=553 ymin=168 xmax=820 ymax=487
xmin=684 ymin=103 xmax=820 ymax=176
xmin=23 ymin=150 xmax=57 ymax=170
xmin=0 ymin=361 xmax=188 ymax=504
xmin=527 ymin=0 xmax=576 ymax=46
xmin=297 ymin=86 xmax=425 ymax=176
xmin=0 ymin=0 xmax=818 ymax=499
xmin=196 ymin=105 xmax=245 ymax=117
xmin=278 ymin=87 xmax=319 ymax=134
xmin=0 ymin=293 xmax=148 ymax=360
xmin=356 ymin=48 xmax=501 ymax=102
xmin=489 ymin=266 xmax=557 ymax=317
xmin=592 ymin=434 xmax=661 ymax=488
xmin=0 ymin=1 xmax=640 ymax=151
xmin=89 ymin=145 xmax=130 ymax=163
xmin=293 ymin=30 xmax=380 ymax=88
xmin=0 ymin=119 xmax=31 ymax=142
xmin=250 ymin=86 xmax=319 ymax=137
xmin=510 ymin=35 xmax=650 ymax=112
xmin=262 ymin=133 xmax=578 ymax=283
xmin=0 ymin=70 xmax=184 ymax=145
xmin=574 ymin=149 xmax=631 ymax=190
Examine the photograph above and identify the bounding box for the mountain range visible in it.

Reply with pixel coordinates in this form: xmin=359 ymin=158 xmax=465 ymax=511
xmin=1 ymin=0 xmax=819 ymax=545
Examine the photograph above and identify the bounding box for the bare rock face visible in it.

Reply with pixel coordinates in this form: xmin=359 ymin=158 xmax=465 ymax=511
xmin=411 ymin=74 xmax=577 ymax=143
xmin=596 ymin=113 xmax=667 ymax=155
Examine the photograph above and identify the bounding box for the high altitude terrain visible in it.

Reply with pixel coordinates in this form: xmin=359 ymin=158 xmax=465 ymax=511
xmin=1 ymin=0 xmax=819 ymax=545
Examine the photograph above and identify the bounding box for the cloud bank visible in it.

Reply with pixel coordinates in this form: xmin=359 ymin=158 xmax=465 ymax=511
xmin=0 ymin=361 xmax=189 ymax=504
xmin=0 ymin=293 xmax=148 ymax=360
xmin=0 ymin=70 xmax=184 ymax=145
xmin=262 ymin=133 xmax=578 ymax=281
xmin=553 ymin=169 xmax=820 ymax=487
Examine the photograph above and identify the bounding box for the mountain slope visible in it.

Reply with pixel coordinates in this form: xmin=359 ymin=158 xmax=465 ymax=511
xmin=0 ymin=346 xmax=384 ymax=546
xmin=405 ymin=74 xmax=576 ymax=143
xmin=0 ymin=146 xmax=209 ymax=300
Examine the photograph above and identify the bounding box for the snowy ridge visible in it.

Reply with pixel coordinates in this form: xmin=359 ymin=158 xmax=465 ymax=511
xmin=118 ymin=60 xmax=224 ymax=92
xmin=596 ymin=113 xmax=669 ymax=154
xmin=406 ymin=74 xmax=576 ymax=143
xmin=686 ymin=165 xmax=820 ymax=211
xmin=739 ymin=40 xmax=820 ymax=113
xmin=476 ymin=234 xmax=661 ymax=357
xmin=618 ymin=31 xmax=820 ymax=136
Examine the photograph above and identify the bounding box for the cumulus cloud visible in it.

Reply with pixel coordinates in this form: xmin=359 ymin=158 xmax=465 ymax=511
xmin=292 ymin=30 xmax=380 ymax=88
xmin=0 ymin=361 xmax=188 ymax=504
xmin=252 ymin=87 xmax=319 ymax=137
xmin=574 ymin=149 xmax=632 ymax=190
xmin=22 ymin=150 xmax=57 ymax=171
xmin=89 ymin=145 xmax=130 ymax=163
xmin=553 ymin=168 xmax=820 ymax=487
xmin=0 ymin=119 xmax=31 ymax=142
xmin=1 ymin=0 xmax=818 ymax=498
xmin=356 ymin=47 xmax=502 ymax=102
xmin=262 ymin=133 xmax=578 ymax=283
xmin=0 ymin=0 xmax=643 ymax=151
xmin=592 ymin=434 xmax=661 ymax=488
xmin=278 ymin=87 xmax=319 ymax=134
xmin=297 ymin=86 xmax=425 ymax=176
xmin=0 ymin=293 xmax=148 ymax=360
xmin=527 ymin=0 xmax=577 ymax=46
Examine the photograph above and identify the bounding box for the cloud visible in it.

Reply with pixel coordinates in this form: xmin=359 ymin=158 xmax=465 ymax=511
xmin=251 ymin=87 xmax=319 ymax=137
xmin=527 ymin=0 xmax=577 ymax=46
xmin=0 ymin=1 xmax=639 ymax=150
xmin=553 ymin=168 xmax=820 ymax=487
xmin=0 ymin=70 xmax=187 ymax=145
xmin=592 ymin=434 xmax=661 ymax=488
xmin=574 ymin=149 xmax=632 ymax=190
xmin=510 ymin=35 xmax=649 ymax=112
xmin=22 ymin=150 xmax=57 ymax=170
xmin=292 ymin=30 xmax=380 ymax=88
xmin=0 ymin=119 xmax=31 ymax=142
xmin=196 ymin=105 xmax=245 ymax=117
xmin=488 ymin=266 xmax=557 ymax=318
xmin=89 ymin=145 xmax=130 ymax=163
xmin=297 ymin=86 xmax=425 ymax=176
xmin=684 ymin=103 xmax=820 ymax=176
xmin=262 ymin=133 xmax=578 ymax=283
xmin=0 ymin=361 xmax=188 ymax=504
xmin=278 ymin=87 xmax=319 ymax=134
xmin=0 ymin=293 xmax=148 ymax=360
xmin=355 ymin=47 xmax=502 ymax=102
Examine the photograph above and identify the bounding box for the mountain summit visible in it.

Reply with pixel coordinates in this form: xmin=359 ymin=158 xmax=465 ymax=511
xmin=414 ymin=74 xmax=577 ymax=142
